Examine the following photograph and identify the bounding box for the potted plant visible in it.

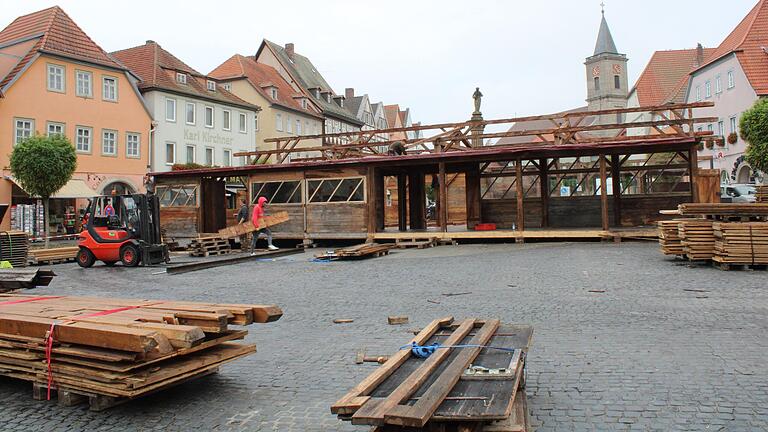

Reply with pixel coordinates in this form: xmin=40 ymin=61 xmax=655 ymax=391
xmin=706 ymin=140 xmax=714 ymax=149
xmin=727 ymin=132 xmax=738 ymax=145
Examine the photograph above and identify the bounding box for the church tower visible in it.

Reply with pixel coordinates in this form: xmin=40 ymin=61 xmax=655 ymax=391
xmin=585 ymin=7 xmax=628 ymax=124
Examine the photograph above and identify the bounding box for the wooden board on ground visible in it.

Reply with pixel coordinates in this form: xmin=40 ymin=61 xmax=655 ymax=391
xmin=217 ymin=211 xmax=290 ymax=239
xmin=316 ymin=243 xmax=394 ymax=260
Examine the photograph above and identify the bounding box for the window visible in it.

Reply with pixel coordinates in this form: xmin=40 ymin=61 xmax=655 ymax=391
xmin=307 ymin=178 xmax=365 ymax=203
xmin=176 ymin=73 xmax=187 ymax=84
xmin=718 ymin=120 xmax=724 ymax=137
xmin=614 ymin=75 xmax=620 ymax=89
xmin=707 ymin=124 xmax=714 ymax=132
xmin=222 ymin=83 xmax=231 ymax=91
xmin=156 ymin=185 xmax=198 ymax=207
xmin=715 ymin=75 xmax=722 ymax=94
xmin=102 ymin=76 xmax=117 ymax=101
xmin=207 ymin=80 xmax=216 ymax=91
xmin=165 ymin=142 xmax=176 ymax=165
xmin=286 ymin=115 xmax=292 ymax=133
xmin=186 ymin=102 xmax=195 ymax=125
xmin=185 ymin=145 xmax=195 ymax=163
xmin=205 ymin=147 xmax=214 ymax=166
xmin=75 ymin=126 xmax=92 ymax=152
xmin=14 ymin=118 xmax=34 ymax=145
xmin=102 ymin=129 xmax=117 ymax=155
xmin=239 ymin=113 xmax=247 ymax=133
xmin=47 ymin=122 xmax=64 ymax=137
xmin=730 ymin=116 xmax=737 ymax=134
xmin=276 ymin=113 xmax=283 ymax=131
xmin=593 ymin=76 xmax=599 ymax=91
xmin=270 ymin=88 xmax=277 ymax=99
xmin=727 ymin=70 xmax=734 ymax=89
xmin=296 ymin=119 xmax=301 ymax=135
xmin=126 ymin=132 xmax=140 ymax=158
xmin=75 ymin=70 xmax=92 ymax=97
xmin=223 ymin=149 xmax=232 ymax=166
xmin=695 ymin=86 xmax=701 ymax=102
xmin=251 ymin=181 xmax=303 ymax=204
xmin=223 ymin=110 xmax=231 ymax=131
xmin=47 ymin=64 xmax=65 ymax=92
xmin=166 ymin=98 xmax=177 ymax=122
xmin=705 ymin=80 xmax=711 ymax=98
xmin=204 ymin=106 xmax=214 ymax=128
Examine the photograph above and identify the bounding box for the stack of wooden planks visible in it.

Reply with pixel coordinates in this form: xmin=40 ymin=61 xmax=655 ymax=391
xmin=679 ymin=219 xmax=715 ymax=261
xmin=757 ymin=186 xmax=767 ymax=203
xmin=217 ymin=211 xmax=289 ymax=239
xmin=28 ymin=246 xmax=79 ymax=265
xmin=676 ymin=203 xmax=768 ymax=218
xmin=188 ymin=236 xmax=231 ymax=257
xmin=332 ymin=317 xmax=533 ymax=432
xmin=713 ymin=222 xmax=768 ymax=266
xmin=0 ymin=231 xmax=29 ymax=267
xmin=0 ymin=294 xmax=282 ymax=410
xmin=658 ymin=220 xmax=686 ymax=256
xmin=0 ymin=269 xmax=55 ymax=292
xmin=316 ymin=243 xmax=394 ymax=261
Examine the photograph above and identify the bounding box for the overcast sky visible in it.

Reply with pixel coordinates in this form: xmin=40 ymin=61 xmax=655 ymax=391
xmin=3 ymin=0 xmax=759 ymax=127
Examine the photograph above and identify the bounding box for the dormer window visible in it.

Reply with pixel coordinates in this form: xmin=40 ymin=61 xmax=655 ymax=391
xmin=176 ymin=73 xmax=187 ymax=84
xmin=271 ymin=88 xmax=278 ymax=100
xmin=222 ymin=83 xmax=231 ymax=91
xmin=310 ymin=87 xmax=321 ymax=99
xmin=333 ymin=95 xmax=345 ymax=108
xmin=207 ymin=80 xmax=216 ymax=91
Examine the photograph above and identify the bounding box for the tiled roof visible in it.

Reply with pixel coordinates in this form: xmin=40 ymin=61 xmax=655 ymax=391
xmin=260 ymin=40 xmax=362 ymax=125
xmin=384 ymin=104 xmax=402 ymax=129
xmin=209 ymin=54 xmax=321 ymax=119
xmin=0 ymin=6 xmax=127 ymax=92
xmin=632 ymin=47 xmax=715 ymax=106
xmin=111 ymin=41 xmax=260 ymax=111
xmin=346 ymin=95 xmax=365 ymax=119
xmin=693 ymin=0 xmax=768 ymax=95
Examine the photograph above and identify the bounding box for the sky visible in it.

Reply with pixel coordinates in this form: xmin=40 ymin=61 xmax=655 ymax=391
xmin=2 ymin=0 xmax=760 ymax=128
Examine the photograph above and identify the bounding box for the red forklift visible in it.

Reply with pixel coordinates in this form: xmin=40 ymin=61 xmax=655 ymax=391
xmin=77 ymin=194 xmax=169 ymax=267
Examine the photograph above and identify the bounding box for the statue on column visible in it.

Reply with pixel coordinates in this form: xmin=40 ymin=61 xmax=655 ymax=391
xmin=472 ymin=87 xmax=483 ymax=115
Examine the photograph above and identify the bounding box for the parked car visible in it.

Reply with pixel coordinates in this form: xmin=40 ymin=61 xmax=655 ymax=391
xmin=720 ymin=184 xmax=757 ymax=203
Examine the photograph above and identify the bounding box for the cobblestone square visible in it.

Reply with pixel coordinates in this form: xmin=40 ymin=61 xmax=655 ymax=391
xmin=1 ymin=242 xmax=767 ymax=431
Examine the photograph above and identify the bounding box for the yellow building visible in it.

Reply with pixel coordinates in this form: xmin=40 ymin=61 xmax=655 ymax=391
xmin=0 ymin=7 xmax=152 ymax=233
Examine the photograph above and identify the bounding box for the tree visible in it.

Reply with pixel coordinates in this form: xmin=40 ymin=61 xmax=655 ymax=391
xmin=10 ymin=135 xmax=77 ymax=248
xmin=740 ymin=98 xmax=768 ymax=183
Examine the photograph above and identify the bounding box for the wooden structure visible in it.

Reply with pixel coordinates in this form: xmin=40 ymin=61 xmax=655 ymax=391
xmin=332 ymin=317 xmax=533 ymax=431
xmin=28 ymin=246 xmax=79 ymax=265
xmin=153 ymin=102 xmax=718 ymax=243
xmin=0 ymin=294 xmax=281 ymax=410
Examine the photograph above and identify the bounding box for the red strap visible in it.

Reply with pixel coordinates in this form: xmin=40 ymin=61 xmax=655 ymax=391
xmin=71 ymin=305 xmax=143 ymax=319
xmin=0 ymin=296 xmax=63 ymax=307
xmin=45 ymin=322 xmax=56 ymax=400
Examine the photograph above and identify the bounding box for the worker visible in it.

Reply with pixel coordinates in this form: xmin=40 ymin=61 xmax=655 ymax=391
xmin=236 ymin=199 xmax=250 ymax=249
xmin=104 ymin=199 xmax=115 ymax=217
xmin=251 ymin=196 xmax=278 ymax=254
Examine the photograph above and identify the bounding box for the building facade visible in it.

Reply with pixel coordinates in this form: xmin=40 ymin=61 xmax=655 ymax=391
xmin=210 ymin=54 xmax=324 ymax=162
xmin=0 ymin=6 xmax=152 ymax=231
xmin=112 ymin=41 xmax=260 ymax=172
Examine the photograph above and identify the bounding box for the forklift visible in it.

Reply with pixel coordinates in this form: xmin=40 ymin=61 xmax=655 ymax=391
xmin=77 ymin=193 xmax=169 ymax=267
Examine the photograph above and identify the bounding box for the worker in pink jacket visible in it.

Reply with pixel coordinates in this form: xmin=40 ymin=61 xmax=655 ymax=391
xmin=251 ymin=196 xmax=278 ymax=254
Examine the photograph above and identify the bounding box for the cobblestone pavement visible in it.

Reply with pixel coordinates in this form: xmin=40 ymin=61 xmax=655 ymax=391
xmin=1 ymin=242 xmax=767 ymax=431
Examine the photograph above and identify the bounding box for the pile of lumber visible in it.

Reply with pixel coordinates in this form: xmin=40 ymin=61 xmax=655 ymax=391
xmin=0 ymin=294 xmax=282 ymax=410
xmin=316 ymin=243 xmax=394 ymax=261
xmin=28 ymin=246 xmax=79 ymax=265
xmin=713 ymin=222 xmax=768 ymax=266
xmin=0 ymin=269 xmax=55 ymax=292
xmin=188 ymin=236 xmax=231 ymax=257
xmin=332 ymin=317 xmax=533 ymax=432
xmin=658 ymin=220 xmax=686 ymax=256
xmin=217 ymin=211 xmax=289 ymax=239
xmin=679 ymin=219 xmax=715 ymax=261
xmin=676 ymin=203 xmax=768 ymax=218
xmin=0 ymin=231 xmax=29 ymax=267
xmin=757 ymin=186 xmax=767 ymax=203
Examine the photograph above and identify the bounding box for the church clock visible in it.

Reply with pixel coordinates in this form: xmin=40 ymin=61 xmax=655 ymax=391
xmin=592 ymin=65 xmax=601 ymax=76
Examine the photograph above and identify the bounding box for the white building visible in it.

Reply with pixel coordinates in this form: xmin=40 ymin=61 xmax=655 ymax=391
xmin=113 ymin=41 xmax=260 ymax=172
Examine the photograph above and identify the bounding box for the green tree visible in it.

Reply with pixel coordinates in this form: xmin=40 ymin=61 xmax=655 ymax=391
xmin=10 ymin=134 xmax=77 ymax=248
xmin=740 ymin=98 xmax=768 ymax=183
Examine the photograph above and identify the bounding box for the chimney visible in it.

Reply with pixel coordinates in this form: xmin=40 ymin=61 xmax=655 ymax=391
xmin=345 ymin=88 xmax=355 ymax=99
xmin=285 ymin=43 xmax=294 ymax=59
xmin=146 ymin=40 xmax=155 ymax=45
xmin=695 ymin=43 xmax=705 ymax=67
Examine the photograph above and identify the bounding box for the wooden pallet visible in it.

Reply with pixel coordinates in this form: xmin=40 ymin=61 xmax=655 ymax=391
xmin=28 ymin=246 xmax=79 ymax=265
xmin=189 ymin=237 xmax=231 ymax=257
xmin=0 ymin=231 xmax=29 ymax=268
xmin=396 ymin=237 xmax=438 ymax=249
xmin=316 ymin=243 xmax=394 ymax=260
xmin=332 ymin=317 xmax=533 ymax=431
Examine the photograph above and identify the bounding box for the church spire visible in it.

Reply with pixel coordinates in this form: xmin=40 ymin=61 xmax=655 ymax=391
xmin=593 ymin=5 xmax=618 ymax=56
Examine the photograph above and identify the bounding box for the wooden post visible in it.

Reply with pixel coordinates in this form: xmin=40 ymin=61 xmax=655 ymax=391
xmin=539 ymin=158 xmax=549 ymax=228
xmin=438 ymin=162 xmax=448 ymax=233
xmin=408 ymin=171 xmax=426 ymax=230
xmin=599 ymin=154 xmax=609 ymax=231
xmin=465 ymin=166 xmax=481 ymax=230
xmin=689 ymin=146 xmax=700 ymax=203
xmin=397 ymin=173 xmax=408 ymax=232
xmin=515 ymin=159 xmax=525 ymax=233
xmin=366 ymin=167 xmax=377 ymax=240
xmin=611 ymin=154 xmax=622 ymax=227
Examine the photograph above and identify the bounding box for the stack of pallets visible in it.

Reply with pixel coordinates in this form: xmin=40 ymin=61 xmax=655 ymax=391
xmin=28 ymin=246 xmax=79 ymax=265
xmin=658 ymin=220 xmax=686 ymax=256
xmin=188 ymin=236 xmax=231 ymax=257
xmin=332 ymin=317 xmax=533 ymax=432
xmin=757 ymin=186 xmax=767 ymax=203
xmin=0 ymin=269 xmax=55 ymax=292
xmin=679 ymin=220 xmax=715 ymax=261
xmin=0 ymin=294 xmax=282 ymax=410
xmin=316 ymin=243 xmax=394 ymax=261
xmin=0 ymin=231 xmax=29 ymax=267
xmin=712 ymin=222 xmax=768 ymax=268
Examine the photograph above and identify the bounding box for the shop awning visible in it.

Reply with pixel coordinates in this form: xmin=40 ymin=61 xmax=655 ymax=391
xmin=9 ymin=177 xmax=95 ymax=199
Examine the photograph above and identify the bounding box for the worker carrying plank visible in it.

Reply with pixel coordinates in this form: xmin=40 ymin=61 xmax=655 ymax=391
xmin=251 ymin=197 xmax=279 ymax=254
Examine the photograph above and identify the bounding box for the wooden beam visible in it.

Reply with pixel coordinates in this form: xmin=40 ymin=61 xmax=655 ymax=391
xmin=438 ymin=162 xmax=448 ymax=232
xmin=408 ymin=171 xmax=426 ymax=230
xmin=539 ymin=158 xmax=549 ymax=228
xmin=690 ymin=146 xmax=700 ymax=203
xmin=611 ymin=154 xmax=622 ymax=227
xmin=397 ymin=174 xmax=408 ymax=232
xmin=515 ymin=159 xmax=525 ymax=232
xmin=465 ymin=166 xmax=481 ymax=229
xmin=599 ymin=155 xmax=609 ymax=231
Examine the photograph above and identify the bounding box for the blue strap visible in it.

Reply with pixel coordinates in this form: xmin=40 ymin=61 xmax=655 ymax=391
xmin=401 ymin=342 xmax=517 ymax=358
